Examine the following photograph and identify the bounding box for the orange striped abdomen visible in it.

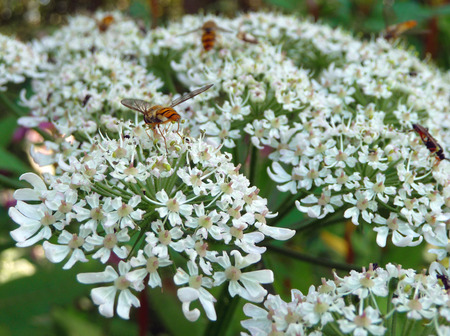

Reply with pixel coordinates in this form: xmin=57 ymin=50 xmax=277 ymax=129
xmin=202 ymin=30 xmax=216 ymax=51
xmin=159 ymin=107 xmax=180 ymax=122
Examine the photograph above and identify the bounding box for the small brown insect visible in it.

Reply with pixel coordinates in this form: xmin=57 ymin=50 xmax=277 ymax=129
xmin=121 ymin=84 xmax=213 ymax=149
xmin=411 ymin=124 xmax=447 ymax=162
xmin=98 ymin=15 xmax=115 ymax=32
xmin=179 ymin=20 xmax=232 ymax=51
xmin=384 ymin=20 xmax=417 ymax=40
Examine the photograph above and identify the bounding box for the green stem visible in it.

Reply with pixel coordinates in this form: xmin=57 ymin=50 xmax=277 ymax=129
xmin=203 ymin=286 xmax=240 ymax=336
xmin=265 ymin=244 xmax=362 ymax=272
xmin=391 ymin=310 xmax=397 ymax=336
xmin=402 ymin=318 xmax=415 ymax=336
xmin=126 ymin=220 xmax=151 ymax=261
xmin=165 ymin=153 xmax=186 ymax=197
xmin=248 ymin=144 xmax=257 ymax=186
xmin=325 ymin=321 xmax=345 ymax=336
xmin=386 ymin=282 xmax=394 ymax=330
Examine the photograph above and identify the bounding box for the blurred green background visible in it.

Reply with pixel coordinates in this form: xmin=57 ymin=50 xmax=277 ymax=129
xmin=0 ymin=1 xmax=449 ymax=335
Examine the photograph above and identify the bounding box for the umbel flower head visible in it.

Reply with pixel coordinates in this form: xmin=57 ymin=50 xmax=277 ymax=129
xmin=147 ymin=12 xmax=450 ymax=259
xmin=9 ymin=123 xmax=294 ymax=320
xmin=6 ymin=8 xmax=450 ymax=330
xmin=242 ymin=262 xmax=450 ymax=336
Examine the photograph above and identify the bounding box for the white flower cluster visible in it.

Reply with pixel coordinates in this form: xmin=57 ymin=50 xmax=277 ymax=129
xmin=242 ymin=262 xmax=450 ymax=336
xmin=18 ymin=50 xmax=164 ymax=165
xmin=0 ymin=33 xmax=46 ymax=90
xmin=9 ymin=122 xmax=294 ymax=320
xmin=6 ymin=9 xmax=450 ymax=329
xmin=34 ymin=11 xmax=150 ymax=65
xmin=143 ymin=13 xmax=450 ymax=258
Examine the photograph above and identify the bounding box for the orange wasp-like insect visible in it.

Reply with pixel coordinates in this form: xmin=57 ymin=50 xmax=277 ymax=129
xmin=121 ymin=84 xmax=213 ymax=149
xmin=411 ymin=124 xmax=448 ymax=163
xmin=98 ymin=15 xmax=115 ymax=32
xmin=180 ymin=20 xmax=232 ymax=51
xmin=384 ymin=20 xmax=417 ymax=40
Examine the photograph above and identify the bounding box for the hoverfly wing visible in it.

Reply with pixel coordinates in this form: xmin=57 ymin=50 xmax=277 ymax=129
xmin=177 ymin=27 xmax=202 ymax=36
xmin=170 ymin=84 xmax=213 ymax=107
xmin=217 ymin=26 xmax=234 ymax=33
xmin=121 ymin=99 xmax=153 ymax=114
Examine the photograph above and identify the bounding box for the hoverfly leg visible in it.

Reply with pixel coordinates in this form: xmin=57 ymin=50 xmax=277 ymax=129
xmin=156 ymin=124 xmax=169 ymax=154
xmin=175 ymin=121 xmax=184 ymax=143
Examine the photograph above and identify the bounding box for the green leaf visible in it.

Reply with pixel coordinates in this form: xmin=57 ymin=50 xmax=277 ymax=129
xmin=264 ymin=0 xmax=298 ymax=10
xmin=0 ymin=147 xmax=29 ymax=175
xmin=0 ymin=116 xmax=18 ymax=148
xmin=392 ymin=2 xmax=434 ymax=22
xmin=52 ymin=308 xmax=102 ymax=336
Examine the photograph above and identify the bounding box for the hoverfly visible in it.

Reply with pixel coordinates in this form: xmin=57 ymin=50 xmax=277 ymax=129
xmin=121 ymin=84 xmax=213 ymax=150
xmin=384 ymin=20 xmax=417 ymax=40
xmin=179 ymin=20 xmax=232 ymax=51
xmin=411 ymin=124 xmax=447 ymax=162
xmin=98 ymin=15 xmax=115 ymax=32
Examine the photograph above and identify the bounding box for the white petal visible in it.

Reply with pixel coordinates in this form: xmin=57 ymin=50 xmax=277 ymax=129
xmin=63 ymin=249 xmax=87 ymax=269
xmin=15 ymin=227 xmax=50 ymax=247
xmin=177 ymin=287 xmax=199 ymax=302
xmin=256 ymin=224 xmax=295 ymax=240
xmin=267 ymin=162 xmax=291 ymax=183
xmin=20 ymin=172 xmax=47 ymax=190
xmin=43 ymin=241 xmax=70 ymax=263
xmin=91 ymin=286 xmax=116 ymax=318
xmin=148 ymin=272 xmax=162 ymax=288
xmin=77 ymin=265 xmax=118 ymax=284
xmin=198 ymin=289 xmax=217 ymax=321
xmin=241 ymin=270 xmax=274 ymax=284
xmin=243 ymin=303 xmax=268 ymax=318
xmin=373 ymin=227 xmax=388 ymax=248
xmin=182 ymin=302 xmax=200 ymax=322
xmin=117 ymin=289 xmax=140 ymax=319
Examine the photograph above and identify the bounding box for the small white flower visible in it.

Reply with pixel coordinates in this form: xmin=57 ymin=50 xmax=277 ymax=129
xmin=363 ymin=173 xmax=396 ymax=203
xmin=174 ymin=261 xmax=217 ymax=321
xmin=424 ymin=224 xmax=450 ymax=261
xmin=337 ymin=306 xmax=386 ymax=336
xmin=373 ymin=213 xmax=422 ymax=247
xmin=296 ymin=188 xmax=343 ymax=219
xmin=127 ymin=244 xmax=172 ymax=288
xmin=9 ymin=201 xmax=63 ymax=247
xmin=43 ymin=226 xmax=93 ymax=269
xmin=77 ymin=261 xmax=141 ymax=319
xmin=213 ymin=250 xmax=273 ymax=303
xmin=106 ymin=195 xmax=144 ymax=229
xmin=343 ymin=190 xmax=377 ymax=225
xmin=86 ymin=226 xmax=130 ymax=263
xmin=154 ymin=190 xmax=193 ymax=226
